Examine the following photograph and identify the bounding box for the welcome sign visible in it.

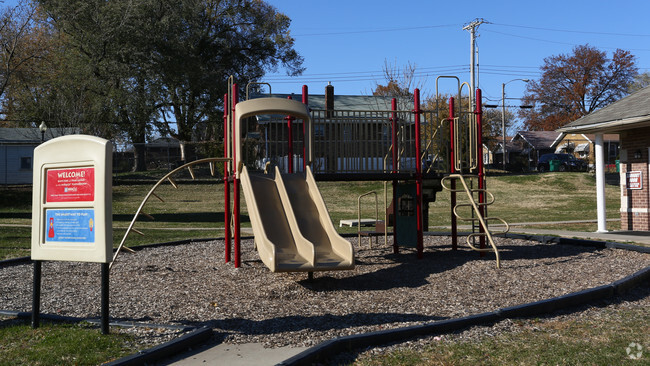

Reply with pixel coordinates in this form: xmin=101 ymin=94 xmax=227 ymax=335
xmin=31 ymin=135 xmax=112 ymax=263
xmin=46 ymin=167 xmax=95 ymax=202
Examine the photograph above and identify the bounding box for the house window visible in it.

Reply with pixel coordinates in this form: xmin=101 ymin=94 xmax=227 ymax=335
xmin=20 ymin=156 xmax=32 ymax=170
xmin=608 ymin=142 xmax=619 ymax=161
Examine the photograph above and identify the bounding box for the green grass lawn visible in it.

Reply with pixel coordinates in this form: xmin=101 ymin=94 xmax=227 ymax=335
xmin=0 ymin=318 xmax=139 ymax=366
xmin=350 ymin=306 xmax=649 ymax=365
xmin=0 ymin=172 xmax=622 ymax=259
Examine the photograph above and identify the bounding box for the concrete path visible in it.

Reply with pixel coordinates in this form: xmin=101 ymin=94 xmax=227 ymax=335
xmin=508 ymin=228 xmax=650 ymax=245
xmin=160 ymin=342 xmax=308 ymax=366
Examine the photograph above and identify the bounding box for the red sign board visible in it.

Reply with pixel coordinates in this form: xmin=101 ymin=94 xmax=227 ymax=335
xmin=46 ymin=167 xmax=95 ymax=202
xmin=627 ymin=171 xmax=643 ymax=190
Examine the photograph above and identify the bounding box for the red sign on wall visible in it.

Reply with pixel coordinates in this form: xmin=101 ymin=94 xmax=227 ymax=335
xmin=626 ymin=171 xmax=643 ymax=190
xmin=46 ymin=167 xmax=95 ymax=202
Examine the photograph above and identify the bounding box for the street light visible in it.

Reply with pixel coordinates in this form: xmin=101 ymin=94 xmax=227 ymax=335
xmin=501 ymin=79 xmax=529 ymax=171
xmin=38 ymin=121 xmax=48 ymax=143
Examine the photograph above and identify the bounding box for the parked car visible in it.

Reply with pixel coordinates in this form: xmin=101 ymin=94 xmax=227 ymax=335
xmin=537 ymin=153 xmax=588 ymax=172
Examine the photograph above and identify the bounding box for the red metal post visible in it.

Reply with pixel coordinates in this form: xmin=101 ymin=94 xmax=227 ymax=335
xmin=476 ymin=89 xmax=487 ymax=254
xmin=286 ymin=96 xmax=294 ymax=173
xmin=302 ymin=85 xmax=308 ymax=172
xmin=232 ymin=84 xmax=241 ymax=268
xmin=391 ymin=98 xmax=399 ymax=254
xmin=449 ymin=97 xmax=458 ymax=250
xmin=414 ymin=89 xmax=424 ymax=259
xmin=223 ymin=94 xmax=231 ymax=263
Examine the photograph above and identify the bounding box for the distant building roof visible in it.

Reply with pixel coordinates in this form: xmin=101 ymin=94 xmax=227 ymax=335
xmin=494 ymin=140 xmax=522 ymax=154
xmin=558 ymin=86 xmax=650 ymax=133
xmin=512 ymin=131 xmax=561 ymax=150
xmin=148 ymin=137 xmax=180 ymax=147
xmin=0 ymin=128 xmax=80 ymax=143
xmin=551 ymin=133 xmax=620 ymax=148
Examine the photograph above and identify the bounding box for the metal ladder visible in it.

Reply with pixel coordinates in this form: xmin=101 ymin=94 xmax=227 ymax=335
xmin=441 ymin=174 xmax=509 ymax=268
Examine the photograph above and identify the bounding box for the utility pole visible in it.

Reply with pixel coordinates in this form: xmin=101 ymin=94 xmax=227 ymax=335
xmin=463 ymin=18 xmax=486 ymax=110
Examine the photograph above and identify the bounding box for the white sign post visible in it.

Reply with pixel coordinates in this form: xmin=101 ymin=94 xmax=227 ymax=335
xmin=31 ymin=135 xmax=112 ymax=334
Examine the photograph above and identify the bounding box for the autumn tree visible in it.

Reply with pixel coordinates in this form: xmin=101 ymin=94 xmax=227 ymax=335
xmin=520 ymin=44 xmax=637 ymax=131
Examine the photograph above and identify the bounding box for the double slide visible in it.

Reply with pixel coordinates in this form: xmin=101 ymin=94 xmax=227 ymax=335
xmin=240 ymin=165 xmax=355 ymax=272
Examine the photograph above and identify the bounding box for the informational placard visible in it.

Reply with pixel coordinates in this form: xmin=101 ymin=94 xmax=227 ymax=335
xmin=46 ymin=167 xmax=95 ymax=202
xmin=45 ymin=209 xmax=95 ymax=243
xmin=627 ymin=171 xmax=643 ymax=190
xmin=31 ymin=135 xmax=112 ymax=263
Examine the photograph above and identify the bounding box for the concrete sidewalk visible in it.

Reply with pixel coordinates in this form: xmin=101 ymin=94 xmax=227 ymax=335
xmin=160 ymin=342 xmax=308 ymax=366
xmin=507 ymin=228 xmax=650 ymax=245
xmin=440 ymin=218 xmax=650 ymax=246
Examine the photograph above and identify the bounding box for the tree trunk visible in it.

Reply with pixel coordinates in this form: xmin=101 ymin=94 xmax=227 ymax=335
xmin=132 ymin=143 xmax=147 ymax=172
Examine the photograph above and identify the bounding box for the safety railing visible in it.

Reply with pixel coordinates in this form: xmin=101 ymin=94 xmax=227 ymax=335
xmin=239 ymin=107 xmax=450 ymax=176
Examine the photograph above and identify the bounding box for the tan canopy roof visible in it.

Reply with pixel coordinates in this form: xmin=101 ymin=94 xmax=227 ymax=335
xmin=558 ymin=86 xmax=650 ymax=134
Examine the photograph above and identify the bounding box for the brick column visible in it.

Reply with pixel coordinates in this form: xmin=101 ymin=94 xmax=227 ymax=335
xmin=619 ymin=128 xmax=650 ymax=231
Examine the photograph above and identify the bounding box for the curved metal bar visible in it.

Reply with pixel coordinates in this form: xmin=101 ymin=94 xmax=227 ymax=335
xmin=435 ymin=76 xmax=461 ymax=115
xmin=246 ymin=81 xmax=272 ymax=99
xmin=441 ymin=174 xmax=507 ymax=268
xmin=109 ymin=157 xmax=231 ymax=270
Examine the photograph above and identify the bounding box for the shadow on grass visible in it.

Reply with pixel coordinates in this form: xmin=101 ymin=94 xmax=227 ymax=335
xmin=112 ymin=212 xmax=250 ymax=224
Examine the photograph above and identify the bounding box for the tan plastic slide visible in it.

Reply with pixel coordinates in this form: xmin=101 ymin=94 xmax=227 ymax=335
xmin=235 ymin=97 xmax=354 ymax=272
xmin=240 ymin=165 xmax=355 ymax=272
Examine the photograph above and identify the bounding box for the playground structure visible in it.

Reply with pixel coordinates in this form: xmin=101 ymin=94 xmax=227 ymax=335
xmin=222 ymin=77 xmax=509 ymax=270
xmin=111 ymin=76 xmax=509 ymax=271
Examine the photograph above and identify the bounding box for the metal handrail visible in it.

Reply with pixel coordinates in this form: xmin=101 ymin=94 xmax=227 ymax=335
xmin=357 ymin=191 xmax=380 ymax=248
xmin=420 ymin=117 xmax=449 ymax=174
xmin=459 ymin=82 xmax=477 ymax=171
xmin=246 ymin=82 xmax=272 ymax=100
xmin=441 ymin=174 xmax=509 ymax=268
xmin=382 ymin=127 xmax=403 ymax=173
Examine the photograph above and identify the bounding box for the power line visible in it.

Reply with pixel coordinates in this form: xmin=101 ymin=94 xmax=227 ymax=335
xmin=491 ymin=22 xmax=650 ymax=38
xmin=291 ymin=24 xmax=457 ymax=37
xmin=262 ymin=65 xmax=473 ymax=84
xmin=484 ymin=29 xmax=650 ymax=52
xmin=262 ymin=64 xmax=470 ymax=79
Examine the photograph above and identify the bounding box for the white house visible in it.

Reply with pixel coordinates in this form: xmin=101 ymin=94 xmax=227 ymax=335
xmin=0 ymin=128 xmax=79 ymax=184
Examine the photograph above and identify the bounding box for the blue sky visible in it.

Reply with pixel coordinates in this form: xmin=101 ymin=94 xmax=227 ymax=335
xmin=4 ymin=0 xmax=650 ymax=109
xmin=262 ymin=0 xmax=650 ymax=107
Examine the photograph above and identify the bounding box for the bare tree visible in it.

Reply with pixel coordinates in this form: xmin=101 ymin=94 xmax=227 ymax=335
xmin=372 ymin=59 xmax=427 ymax=110
xmin=0 ymin=0 xmax=41 ymax=103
